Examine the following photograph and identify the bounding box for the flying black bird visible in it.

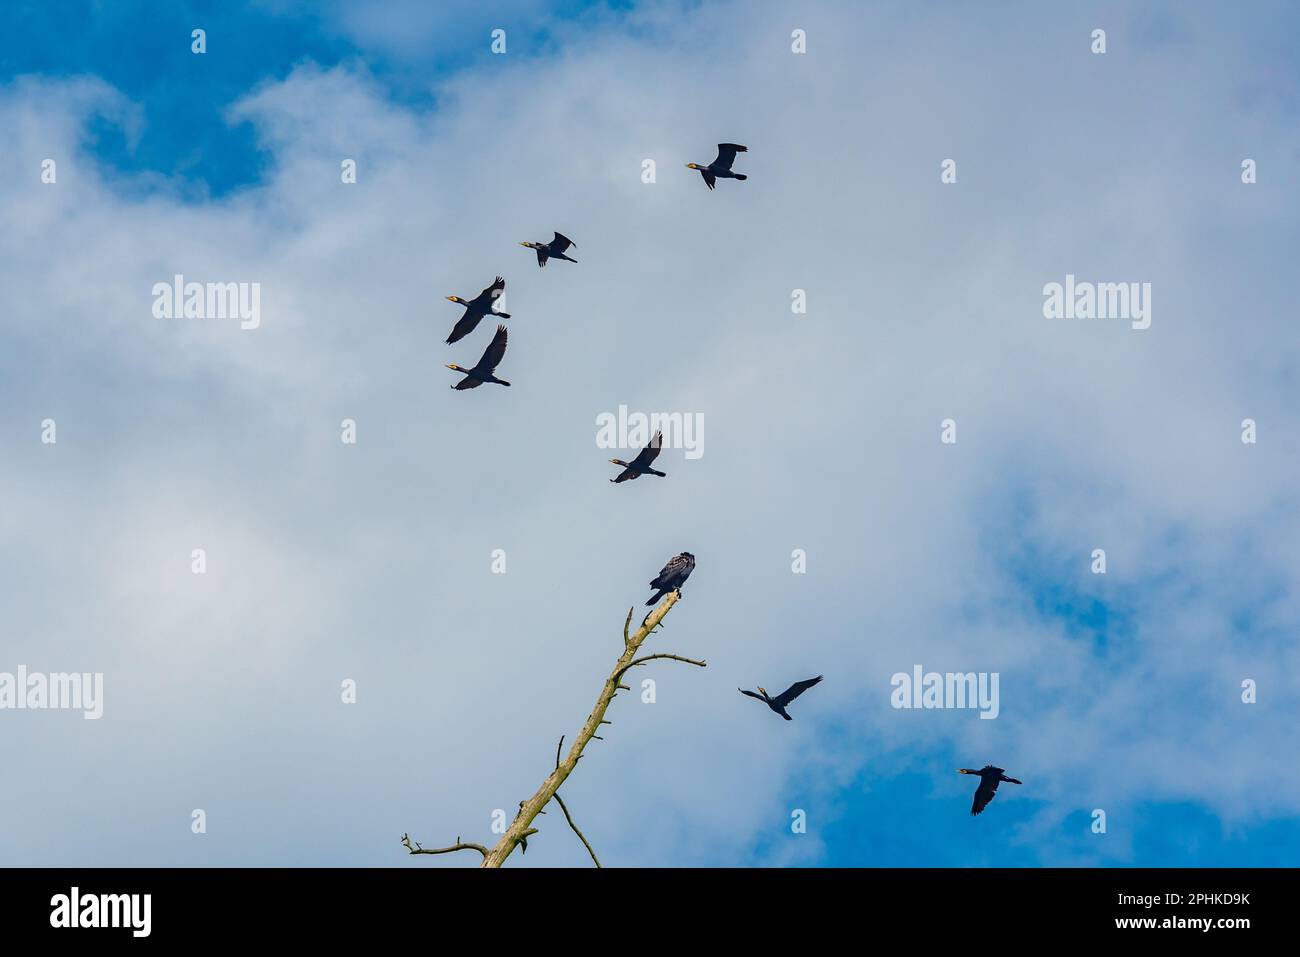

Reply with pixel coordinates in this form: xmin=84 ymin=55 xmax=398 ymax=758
xmin=958 ymin=766 xmax=1022 ymax=816
xmin=609 ymin=431 xmax=666 ymax=483
xmin=446 ymin=324 xmax=511 ymax=389
xmin=738 ymin=675 xmax=823 ymax=721
xmin=445 ymin=276 xmax=510 ymax=344
xmin=686 ymin=143 xmax=748 ymax=190
xmin=520 ymin=232 xmax=577 ymax=267
xmin=646 ymin=552 xmax=694 ymax=605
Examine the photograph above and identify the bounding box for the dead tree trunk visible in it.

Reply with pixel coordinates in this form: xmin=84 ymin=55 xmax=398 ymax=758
xmin=401 ymin=589 xmax=704 ymax=867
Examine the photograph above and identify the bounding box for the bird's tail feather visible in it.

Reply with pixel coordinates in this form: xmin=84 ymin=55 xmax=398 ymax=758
xmin=647 ymin=469 xmax=667 ymax=477
xmin=495 ymin=311 xmax=511 ymax=319
xmin=782 ymin=713 xmax=792 ymax=721
xmin=646 ymin=589 xmax=666 ymax=606
xmin=733 ymin=174 xmax=748 ymax=181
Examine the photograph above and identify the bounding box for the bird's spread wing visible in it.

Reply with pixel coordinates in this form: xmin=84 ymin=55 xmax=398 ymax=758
xmin=611 ymin=466 xmax=635 ymax=483
xmin=738 ymin=689 xmax=764 ymax=701
xmin=701 ymin=170 xmax=716 ymax=190
xmin=714 ymin=143 xmax=747 ymax=170
xmin=631 ymin=431 xmax=663 ymax=468
xmin=478 ymin=275 xmax=506 ymax=302
xmin=476 ymin=324 xmax=508 ymax=373
xmin=550 ymin=232 xmax=575 ymax=254
xmin=971 ymin=779 xmax=1000 ymax=816
xmin=774 ymin=675 xmax=823 ymax=707
xmin=446 ymin=308 xmax=482 ymax=344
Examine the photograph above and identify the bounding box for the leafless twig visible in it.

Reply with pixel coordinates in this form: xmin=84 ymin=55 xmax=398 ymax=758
xmin=400 ymin=833 xmax=488 ymax=859
xmin=549 ymin=735 xmax=601 ymax=867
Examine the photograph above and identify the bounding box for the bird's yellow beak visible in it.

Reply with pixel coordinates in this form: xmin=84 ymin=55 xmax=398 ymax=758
xmin=758 ymin=687 xmax=766 ymax=695
xmin=446 ymin=296 xmax=457 ymax=302
xmin=685 ymin=163 xmax=696 ymax=169
xmin=445 ymin=364 xmax=457 ymax=370
xmin=518 ymin=242 xmax=529 ymax=246
xmin=957 ymin=769 xmax=968 ymax=774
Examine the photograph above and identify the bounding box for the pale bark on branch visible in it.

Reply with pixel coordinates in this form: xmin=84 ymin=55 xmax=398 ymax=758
xmin=402 ymin=589 xmax=704 ymax=868
xmin=399 ymin=833 xmax=487 ymax=858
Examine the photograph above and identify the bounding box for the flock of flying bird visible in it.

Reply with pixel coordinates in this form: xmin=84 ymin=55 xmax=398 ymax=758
xmin=441 ymin=143 xmax=751 ymax=390
xmin=443 ymin=144 xmax=1022 ymax=819
xmin=441 ymin=231 xmax=579 ymax=389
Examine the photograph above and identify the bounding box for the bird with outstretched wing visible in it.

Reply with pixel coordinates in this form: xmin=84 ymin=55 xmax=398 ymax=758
xmin=960 ymin=765 xmax=1023 ymax=816
xmin=610 ymin=431 xmax=666 ymax=483
xmin=739 ymin=675 xmax=824 ymax=720
xmin=446 ymin=276 xmax=509 ymax=344
xmin=447 ymin=324 xmax=511 ymax=389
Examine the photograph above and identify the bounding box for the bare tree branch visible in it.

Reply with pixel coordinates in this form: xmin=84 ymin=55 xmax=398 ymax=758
xmin=552 ymin=792 xmax=601 ymax=867
xmin=623 ymin=606 xmax=634 ymax=645
xmin=620 ymin=653 xmax=707 ymax=678
xmin=400 ymin=833 xmax=487 ymax=859
xmin=549 ymin=734 xmax=602 ymax=867
xmin=402 ymin=589 xmax=696 ymax=867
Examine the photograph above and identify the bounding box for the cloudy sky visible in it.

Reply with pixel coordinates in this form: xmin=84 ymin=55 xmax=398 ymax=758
xmin=2 ymin=0 xmax=1298 ymax=867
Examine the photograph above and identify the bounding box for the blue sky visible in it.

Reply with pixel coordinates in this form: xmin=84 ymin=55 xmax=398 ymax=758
xmin=2 ymin=0 xmax=638 ymax=198
xmin=2 ymin=0 xmax=1299 ymax=868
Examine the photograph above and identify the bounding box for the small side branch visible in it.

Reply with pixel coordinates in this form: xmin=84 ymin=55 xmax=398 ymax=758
xmin=552 ymin=792 xmax=601 ymax=867
xmin=615 ymin=653 xmax=707 ymax=683
xmin=623 ymin=607 xmax=634 ymax=645
xmin=629 ymin=653 xmax=707 ymax=670
xmin=400 ymin=833 xmax=488 ymax=859
xmin=551 ymin=735 xmax=601 ymax=866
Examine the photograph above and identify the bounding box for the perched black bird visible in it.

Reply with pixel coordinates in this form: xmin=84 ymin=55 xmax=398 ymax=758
xmin=738 ymin=675 xmax=823 ymax=720
xmin=610 ymin=431 xmax=666 ymax=483
xmin=446 ymin=324 xmax=511 ymax=389
xmin=687 ymin=143 xmax=748 ymax=190
xmin=646 ymin=552 xmax=694 ymax=605
xmin=520 ymin=232 xmax=577 ymax=267
xmin=445 ymin=276 xmax=510 ymax=344
xmin=958 ymin=766 xmax=1022 ymax=816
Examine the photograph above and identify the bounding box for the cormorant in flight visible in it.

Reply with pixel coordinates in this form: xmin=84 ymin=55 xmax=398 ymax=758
xmin=445 ymin=276 xmax=510 ymax=344
xmin=610 ymin=431 xmax=666 ymax=483
xmin=958 ymin=766 xmax=1022 ymax=816
xmin=687 ymin=143 xmax=748 ymax=190
xmin=447 ymin=324 xmax=511 ymax=389
xmin=647 ymin=552 xmax=694 ymax=605
xmin=738 ymin=676 xmax=823 ymax=720
xmin=520 ymin=232 xmax=577 ymax=268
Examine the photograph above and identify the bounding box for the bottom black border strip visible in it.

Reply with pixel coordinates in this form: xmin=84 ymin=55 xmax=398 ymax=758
xmin=0 ymin=867 xmax=1281 ymax=941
